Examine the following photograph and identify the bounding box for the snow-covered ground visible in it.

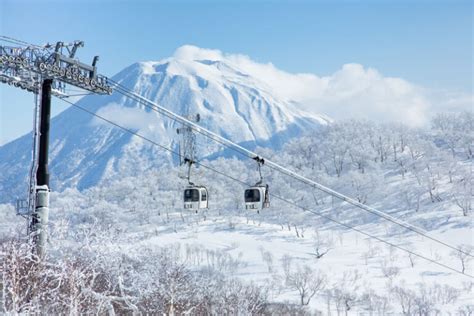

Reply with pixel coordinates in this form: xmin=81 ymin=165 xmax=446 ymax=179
xmin=1 ymin=164 xmax=472 ymax=314
xmin=97 ymin=213 xmax=473 ymax=313
xmin=1 ymin=113 xmax=472 ymax=314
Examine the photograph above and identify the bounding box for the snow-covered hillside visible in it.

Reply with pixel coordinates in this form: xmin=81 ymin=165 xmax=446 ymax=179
xmin=0 ymin=47 xmax=330 ymax=203
xmin=0 ymin=43 xmax=472 ymax=314
xmin=0 ymin=114 xmax=472 ymax=314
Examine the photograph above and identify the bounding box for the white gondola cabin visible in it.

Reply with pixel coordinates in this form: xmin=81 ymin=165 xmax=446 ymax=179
xmin=184 ymin=185 xmax=208 ymax=212
xmin=244 ymin=184 xmax=269 ymax=212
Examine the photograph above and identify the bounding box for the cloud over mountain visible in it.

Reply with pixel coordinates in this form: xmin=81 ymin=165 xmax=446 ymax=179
xmin=173 ymin=45 xmax=472 ymax=127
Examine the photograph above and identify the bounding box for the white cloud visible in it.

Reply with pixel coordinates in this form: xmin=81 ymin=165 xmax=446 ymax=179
xmin=93 ymin=103 xmax=157 ymax=131
xmin=174 ymin=45 xmax=224 ymax=62
xmin=173 ymin=45 xmax=472 ymax=127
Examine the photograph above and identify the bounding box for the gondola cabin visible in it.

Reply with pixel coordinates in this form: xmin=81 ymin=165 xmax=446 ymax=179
xmin=244 ymin=185 xmax=270 ymax=212
xmin=184 ymin=186 xmax=208 ymax=212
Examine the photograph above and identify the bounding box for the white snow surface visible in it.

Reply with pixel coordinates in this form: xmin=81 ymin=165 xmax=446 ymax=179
xmin=0 ymin=46 xmax=472 ymax=314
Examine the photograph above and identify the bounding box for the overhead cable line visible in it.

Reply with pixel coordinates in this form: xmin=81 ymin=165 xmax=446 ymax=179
xmin=4 ymin=36 xmax=470 ymax=261
xmin=0 ymin=35 xmax=43 ymax=49
xmin=108 ymin=79 xmax=473 ymax=258
xmin=58 ymin=96 xmax=474 ymax=279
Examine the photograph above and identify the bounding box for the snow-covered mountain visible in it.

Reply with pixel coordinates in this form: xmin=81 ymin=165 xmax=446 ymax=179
xmin=0 ymin=46 xmax=330 ymax=203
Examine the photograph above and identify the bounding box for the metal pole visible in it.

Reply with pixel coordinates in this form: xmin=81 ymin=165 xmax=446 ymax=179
xmin=36 ymin=79 xmax=52 ymax=187
xmin=30 ymin=79 xmax=52 ymax=258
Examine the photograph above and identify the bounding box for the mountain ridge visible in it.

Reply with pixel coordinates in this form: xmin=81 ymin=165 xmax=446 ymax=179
xmin=0 ymin=47 xmax=330 ymax=203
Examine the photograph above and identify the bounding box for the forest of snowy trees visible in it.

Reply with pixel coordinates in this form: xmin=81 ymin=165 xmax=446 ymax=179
xmin=0 ymin=113 xmax=472 ymax=314
xmin=1 ymin=236 xmax=471 ymax=315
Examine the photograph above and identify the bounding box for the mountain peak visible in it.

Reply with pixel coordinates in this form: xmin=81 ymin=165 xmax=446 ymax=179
xmin=0 ymin=46 xmax=330 ymax=200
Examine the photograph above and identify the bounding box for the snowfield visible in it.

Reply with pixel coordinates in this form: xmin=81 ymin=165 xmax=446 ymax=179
xmin=0 ymin=48 xmax=472 ymax=314
xmin=1 ymin=114 xmax=473 ymax=314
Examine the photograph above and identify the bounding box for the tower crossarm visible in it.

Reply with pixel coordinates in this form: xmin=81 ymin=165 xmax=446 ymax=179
xmin=0 ymin=42 xmax=112 ymax=95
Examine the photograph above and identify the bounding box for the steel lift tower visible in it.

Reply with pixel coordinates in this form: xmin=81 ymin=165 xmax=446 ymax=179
xmin=176 ymin=113 xmax=200 ymax=165
xmin=0 ymin=39 xmax=112 ymax=258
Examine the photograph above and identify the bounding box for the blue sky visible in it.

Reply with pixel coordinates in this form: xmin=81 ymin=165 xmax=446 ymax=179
xmin=0 ymin=0 xmax=472 ymax=144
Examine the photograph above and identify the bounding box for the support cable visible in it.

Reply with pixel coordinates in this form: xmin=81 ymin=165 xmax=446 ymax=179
xmin=108 ymin=79 xmax=473 ymax=258
xmin=0 ymin=35 xmax=45 ymax=50
xmin=58 ymin=96 xmax=474 ymax=279
xmin=4 ymin=36 xmax=470 ymax=260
